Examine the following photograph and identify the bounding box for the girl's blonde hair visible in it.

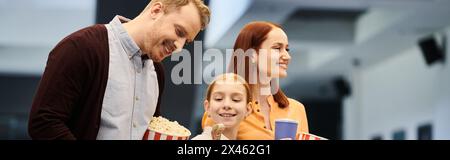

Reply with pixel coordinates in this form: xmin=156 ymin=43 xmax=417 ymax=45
xmin=205 ymin=73 xmax=252 ymax=103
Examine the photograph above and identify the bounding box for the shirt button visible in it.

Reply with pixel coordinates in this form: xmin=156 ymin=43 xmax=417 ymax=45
xmin=255 ymin=101 xmax=259 ymax=104
xmin=128 ymin=55 xmax=132 ymax=59
xmin=135 ymin=96 xmax=139 ymax=101
xmin=137 ymin=70 xmax=141 ymax=73
xmin=263 ymin=126 xmax=267 ymax=129
xmin=257 ymin=109 xmax=260 ymax=112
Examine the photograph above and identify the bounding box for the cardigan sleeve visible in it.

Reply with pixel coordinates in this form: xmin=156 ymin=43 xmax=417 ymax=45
xmin=28 ymin=38 xmax=90 ymax=140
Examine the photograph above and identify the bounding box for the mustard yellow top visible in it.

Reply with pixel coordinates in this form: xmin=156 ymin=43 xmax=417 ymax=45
xmin=202 ymin=95 xmax=309 ymax=140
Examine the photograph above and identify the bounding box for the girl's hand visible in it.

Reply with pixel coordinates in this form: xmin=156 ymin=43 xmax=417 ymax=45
xmin=211 ymin=124 xmax=225 ymax=140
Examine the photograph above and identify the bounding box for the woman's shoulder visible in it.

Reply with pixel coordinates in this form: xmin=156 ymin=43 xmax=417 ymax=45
xmin=287 ymin=97 xmax=306 ymax=111
xmin=286 ymin=97 xmax=309 ymax=132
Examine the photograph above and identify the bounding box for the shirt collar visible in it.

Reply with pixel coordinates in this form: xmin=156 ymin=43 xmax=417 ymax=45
xmin=266 ymin=95 xmax=276 ymax=105
xmin=108 ymin=15 xmax=142 ymax=58
xmin=251 ymin=95 xmax=278 ymax=110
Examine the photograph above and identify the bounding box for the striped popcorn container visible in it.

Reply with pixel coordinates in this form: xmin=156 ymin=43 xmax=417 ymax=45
xmin=297 ymin=132 xmax=328 ymax=140
xmin=142 ymin=129 xmax=190 ymax=140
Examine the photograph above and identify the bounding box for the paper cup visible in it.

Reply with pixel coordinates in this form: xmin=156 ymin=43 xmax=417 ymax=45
xmin=275 ymin=119 xmax=298 ymax=140
xmin=297 ymin=132 xmax=328 ymax=140
xmin=142 ymin=129 xmax=190 ymax=140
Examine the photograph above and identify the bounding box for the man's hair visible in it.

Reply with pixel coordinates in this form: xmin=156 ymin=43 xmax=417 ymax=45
xmin=143 ymin=0 xmax=210 ymax=30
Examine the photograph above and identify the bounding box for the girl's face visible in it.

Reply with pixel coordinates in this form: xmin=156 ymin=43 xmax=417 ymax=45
xmin=205 ymin=79 xmax=252 ymax=128
xmin=256 ymin=27 xmax=291 ymax=79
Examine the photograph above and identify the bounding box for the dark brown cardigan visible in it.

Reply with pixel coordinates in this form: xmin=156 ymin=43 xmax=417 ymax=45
xmin=28 ymin=24 xmax=164 ymax=140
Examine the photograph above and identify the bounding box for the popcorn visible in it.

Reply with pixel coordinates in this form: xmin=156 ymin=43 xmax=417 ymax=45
xmin=143 ymin=116 xmax=191 ymax=140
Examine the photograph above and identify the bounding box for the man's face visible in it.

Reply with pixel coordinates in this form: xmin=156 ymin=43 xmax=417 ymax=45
xmin=144 ymin=2 xmax=202 ymax=62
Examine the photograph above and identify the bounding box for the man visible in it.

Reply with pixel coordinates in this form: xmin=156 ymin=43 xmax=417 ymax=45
xmin=28 ymin=0 xmax=210 ymax=140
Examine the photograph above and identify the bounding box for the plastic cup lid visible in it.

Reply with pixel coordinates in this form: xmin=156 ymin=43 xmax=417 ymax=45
xmin=275 ymin=118 xmax=298 ymax=124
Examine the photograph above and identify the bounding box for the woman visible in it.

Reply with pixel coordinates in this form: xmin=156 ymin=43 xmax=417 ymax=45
xmin=202 ymin=21 xmax=309 ymax=140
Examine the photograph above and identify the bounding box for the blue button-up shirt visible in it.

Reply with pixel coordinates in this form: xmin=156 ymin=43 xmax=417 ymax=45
xmin=97 ymin=15 xmax=159 ymax=140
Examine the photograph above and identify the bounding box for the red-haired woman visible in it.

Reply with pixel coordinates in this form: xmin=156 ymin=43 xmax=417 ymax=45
xmin=202 ymin=21 xmax=309 ymax=140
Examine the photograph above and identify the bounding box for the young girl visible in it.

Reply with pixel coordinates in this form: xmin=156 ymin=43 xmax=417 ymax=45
xmin=192 ymin=73 xmax=252 ymax=140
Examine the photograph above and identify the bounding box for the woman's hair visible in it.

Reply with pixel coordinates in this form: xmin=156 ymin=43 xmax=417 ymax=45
xmin=205 ymin=73 xmax=252 ymax=104
xmin=229 ymin=21 xmax=289 ymax=108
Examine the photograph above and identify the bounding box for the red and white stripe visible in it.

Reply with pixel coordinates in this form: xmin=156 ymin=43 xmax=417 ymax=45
xmin=297 ymin=132 xmax=328 ymax=140
xmin=143 ymin=129 xmax=189 ymax=140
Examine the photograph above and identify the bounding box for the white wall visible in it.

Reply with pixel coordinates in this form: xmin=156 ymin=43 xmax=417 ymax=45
xmin=343 ymin=28 xmax=450 ymax=140
xmin=0 ymin=0 xmax=96 ymax=75
xmin=433 ymin=29 xmax=450 ymax=140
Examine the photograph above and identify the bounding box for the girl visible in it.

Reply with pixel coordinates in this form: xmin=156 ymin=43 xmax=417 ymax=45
xmin=192 ymin=73 xmax=252 ymax=140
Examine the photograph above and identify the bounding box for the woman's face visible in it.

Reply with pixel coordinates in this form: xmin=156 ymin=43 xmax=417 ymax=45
xmin=257 ymin=27 xmax=291 ymax=79
xmin=205 ymin=79 xmax=251 ymax=129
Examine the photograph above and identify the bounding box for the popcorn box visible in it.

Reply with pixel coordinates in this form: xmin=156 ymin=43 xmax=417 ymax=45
xmin=297 ymin=132 xmax=328 ymax=140
xmin=142 ymin=116 xmax=191 ymax=140
xmin=143 ymin=129 xmax=189 ymax=140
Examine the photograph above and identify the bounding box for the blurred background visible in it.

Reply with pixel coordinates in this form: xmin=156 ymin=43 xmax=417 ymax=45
xmin=1 ymin=0 xmax=449 ymax=140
